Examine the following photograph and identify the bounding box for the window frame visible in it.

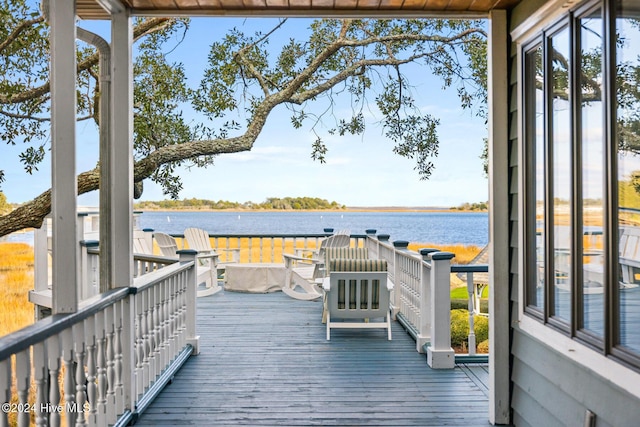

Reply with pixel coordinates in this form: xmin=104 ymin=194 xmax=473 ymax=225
xmin=520 ymin=0 xmax=640 ymax=369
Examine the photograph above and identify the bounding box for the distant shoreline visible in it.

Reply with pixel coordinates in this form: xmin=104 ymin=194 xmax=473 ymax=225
xmin=135 ymin=207 xmax=488 ymax=213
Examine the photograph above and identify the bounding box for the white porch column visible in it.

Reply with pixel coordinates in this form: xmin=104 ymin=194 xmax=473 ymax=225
xmin=426 ymin=251 xmax=455 ymax=369
xmin=488 ymin=9 xmax=511 ymax=425
xmin=50 ymin=0 xmax=78 ymax=313
xmin=109 ymin=10 xmax=134 ymax=289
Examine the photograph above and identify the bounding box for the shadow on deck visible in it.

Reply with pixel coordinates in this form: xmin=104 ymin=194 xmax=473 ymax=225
xmin=135 ymin=289 xmax=491 ymax=426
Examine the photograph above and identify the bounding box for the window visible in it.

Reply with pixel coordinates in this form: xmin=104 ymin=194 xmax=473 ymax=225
xmin=523 ymin=0 xmax=640 ymax=366
xmin=615 ymin=0 xmax=640 ymax=360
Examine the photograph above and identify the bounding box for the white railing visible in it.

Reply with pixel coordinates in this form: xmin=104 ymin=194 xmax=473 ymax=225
xmin=1 ymin=251 xmax=199 ymax=426
xmin=152 ymin=229 xmax=369 ymax=264
xmin=28 ymin=222 xmax=487 ymax=370
xmin=30 ymin=239 xmax=178 ymax=318
xmin=365 ymin=234 xmax=489 ymax=368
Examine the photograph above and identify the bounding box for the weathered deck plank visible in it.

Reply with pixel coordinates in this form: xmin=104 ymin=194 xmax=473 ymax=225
xmin=136 ymin=290 xmax=491 ymax=426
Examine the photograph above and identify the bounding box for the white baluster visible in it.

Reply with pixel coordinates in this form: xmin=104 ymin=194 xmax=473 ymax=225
xmin=178 ymin=271 xmax=188 ymax=348
xmin=95 ymin=311 xmax=108 ymax=424
xmin=114 ymin=301 xmax=125 ymax=413
xmin=15 ymin=349 xmax=30 ymax=427
xmin=72 ymin=323 xmax=87 ymax=426
xmin=47 ymin=334 xmax=61 ymax=427
xmin=141 ymin=290 xmax=151 ymax=391
xmin=61 ymin=329 xmax=77 ymax=427
xmin=105 ymin=307 xmax=116 ymax=423
xmin=168 ymin=276 xmax=178 ymax=358
xmin=153 ymin=284 xmax=163 ymax=377
xmin=33 ymin=342 xmax=48 ymax=427
xmin=466 ymin=272 xmax=477 ymax=356
xmin=0 ymin=359 xmax=10 ymax=427
xmin=84 ymin=317 xmax=97 ymax=424
xmin=144 ymin=289 xmax=155 ymax=383
xmin=165 ymin=276 xmax=174 ymax=362
xmin=134 ymin=293 xmax=145 ymax=397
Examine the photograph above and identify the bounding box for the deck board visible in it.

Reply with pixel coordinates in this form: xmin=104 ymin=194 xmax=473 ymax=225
xmin=136 ymin=289 xmax=491 ymax=426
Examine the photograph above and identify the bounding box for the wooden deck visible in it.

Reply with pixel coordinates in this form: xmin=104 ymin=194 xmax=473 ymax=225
xmin=135 ymin=289 xmax=491 ymax=426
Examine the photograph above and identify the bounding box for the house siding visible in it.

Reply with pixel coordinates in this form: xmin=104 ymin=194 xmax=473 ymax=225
xmin=508 ymin=1 xmax=640 ymax=426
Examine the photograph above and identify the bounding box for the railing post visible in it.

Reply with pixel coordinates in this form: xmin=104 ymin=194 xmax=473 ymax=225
xmin=466 ymin=273 xmax=477 ymax=356
xmin=143 ymin=229 xmax=154 ymax=254
xmin=364 ymin=230 xmax=377 ymax=257
xmin=427 ymin=251 xmax=455 ymax=369
xmin=178 ymin=250 xmax=200 ymax=355
xmin=417 ymin=248 xmax=438 ymax=353
xmin=80 ymin=240 xmax=99 ymax=301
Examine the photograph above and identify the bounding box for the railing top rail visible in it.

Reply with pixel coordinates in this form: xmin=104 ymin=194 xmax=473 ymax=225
xmin=132 ymin=253 xmax=179 ymax=263
xmin=164 ymin=232 xmax=369 ymax=239
xmin=132 ymin=260 xmax=194 ymax=293
xmin=0 ymin=287 xmax=130 ymax=360
xmin=451 ymin=264 xmax=489 ymax=273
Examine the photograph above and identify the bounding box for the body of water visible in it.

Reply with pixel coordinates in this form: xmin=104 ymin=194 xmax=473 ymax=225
xmin=3 ymin=210 xmax=489 ymax=246
xmin=138 ymin=210 xmax=488 ymax=246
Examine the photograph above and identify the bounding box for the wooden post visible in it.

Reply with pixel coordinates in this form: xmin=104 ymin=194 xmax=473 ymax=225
xmin=178 ymin=250 xmax=200 ymax=355
xmin=417 ymin=248 xmax=438 ymax=353
xmin=50 ymin=0 xmax=78 ymax=314
xmin=488 ymin=9 xmax=511 ymax=424
xmin=427 ymin=251 xmax=455 ymax=369
xmin=110 ymin=10 xmax=134 ymax=290
xmin=81 ymin=240 xmax=100 ymax=301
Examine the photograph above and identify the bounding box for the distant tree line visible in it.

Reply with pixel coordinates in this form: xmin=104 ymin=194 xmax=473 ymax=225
xmin=452 ymin=201 xmax=488 ymax=211
xmin=134 ymin=197 xmax=346 ymax=211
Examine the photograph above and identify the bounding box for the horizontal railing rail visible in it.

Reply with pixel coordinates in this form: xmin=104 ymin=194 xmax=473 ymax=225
xmin=0 ymin=251 xmax=199 ymax=427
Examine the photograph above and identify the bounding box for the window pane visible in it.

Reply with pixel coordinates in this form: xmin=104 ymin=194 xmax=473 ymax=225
xmin=551 ymin=27 xmax=572 ymax=323
xmin=579 ymin=9 xmax=604 ymax=337
xmin=527 ymin=44 xmax=545 ymax=312
xmin=616 ymin=1 xmax=640 ymax=353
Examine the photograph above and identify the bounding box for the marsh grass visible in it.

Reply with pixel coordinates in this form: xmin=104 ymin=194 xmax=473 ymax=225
xmin=407 ymin=242 xmax=483 ymax=265
xmin=0 ymin=243 xmax=35 ymax=337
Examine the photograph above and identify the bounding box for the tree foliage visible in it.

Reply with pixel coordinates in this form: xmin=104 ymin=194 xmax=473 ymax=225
xmin=134 ymin=196 xmax=344 ymax=210
xmin=0 ymin=0 xmax=490 ymax=236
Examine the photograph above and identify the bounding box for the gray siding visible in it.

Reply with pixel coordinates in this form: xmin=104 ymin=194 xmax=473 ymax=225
xmin=508 ymin=1 xmax=640 ymax=426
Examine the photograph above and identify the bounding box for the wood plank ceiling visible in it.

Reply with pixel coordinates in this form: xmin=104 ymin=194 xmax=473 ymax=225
xmin=76 ymin=0 xmax=522 ymax=19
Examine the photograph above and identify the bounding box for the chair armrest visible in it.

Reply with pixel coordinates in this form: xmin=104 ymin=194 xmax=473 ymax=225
xmin=386 ymin=279 xmax=394 ymax=291
xmin=196 ymin=251 xmax=219 ymax=263
xmin=217 ymin=248 xmax=240 ymax=263
xmin=283 ymin=252 xmax=321 ymax=267
xmin=322 ymin=277 xmax=331 ymax=291
xmin=294 ymin=248 xmax=319 ymax=258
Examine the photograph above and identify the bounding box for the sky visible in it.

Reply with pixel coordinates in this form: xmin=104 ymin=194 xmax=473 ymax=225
xmin=2 ymin=16 xmax=489 ymax=208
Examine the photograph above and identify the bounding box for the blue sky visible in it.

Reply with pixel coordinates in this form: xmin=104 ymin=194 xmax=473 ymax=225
xmin=3 ymin=17 xmax=488 ymax=208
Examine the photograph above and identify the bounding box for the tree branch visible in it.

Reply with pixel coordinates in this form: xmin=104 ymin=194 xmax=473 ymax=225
xmin=0 ymin=18 xmax=174 ymax=105
xmin=0 ymin=15 xmax=45 ymax=55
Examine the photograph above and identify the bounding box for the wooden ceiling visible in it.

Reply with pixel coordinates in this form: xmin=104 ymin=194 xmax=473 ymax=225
xmin=77 ymin=0 xmax=523 ymax=19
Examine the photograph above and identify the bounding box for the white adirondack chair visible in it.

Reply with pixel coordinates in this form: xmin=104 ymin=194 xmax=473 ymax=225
xmin=323 ymin=258 xmax=392 ymax=340
xmin=184 ymin=227 xmax=239 ymax=276
xmin=153 ymin=232 xmax=179 ymax=257
xmin=155 ymin=231 xmax=222 ymax=297
xmin=282 ymin=246 xmax=368 ymax=301
xmin=295 ymin=229 xmax=351 ymax=260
